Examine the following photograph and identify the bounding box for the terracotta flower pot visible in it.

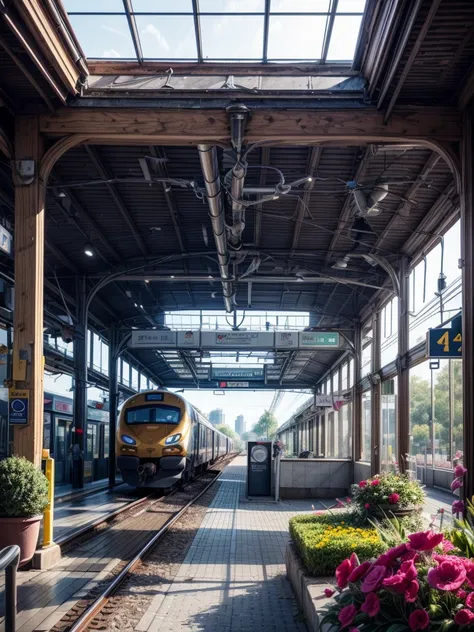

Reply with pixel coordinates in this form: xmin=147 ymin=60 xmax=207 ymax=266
xmin=0 ymin=516 xmax=42 ymax=566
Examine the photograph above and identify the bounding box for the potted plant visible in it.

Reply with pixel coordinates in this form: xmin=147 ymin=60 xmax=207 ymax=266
xmin=0 ymin=456 xmax=49 ymax=565
xmin=352 ymin=472 xmax=425 ymax=518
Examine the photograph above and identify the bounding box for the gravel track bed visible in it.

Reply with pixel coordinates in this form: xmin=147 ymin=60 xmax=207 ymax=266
xmin=52 ymin=457 xmax=234 ymax=632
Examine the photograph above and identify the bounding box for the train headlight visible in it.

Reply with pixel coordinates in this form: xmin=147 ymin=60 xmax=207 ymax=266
xmin=121 ymin=434 xmax=136 ymax=445
xmin=165 ymin=433 xmax=182 ymax=445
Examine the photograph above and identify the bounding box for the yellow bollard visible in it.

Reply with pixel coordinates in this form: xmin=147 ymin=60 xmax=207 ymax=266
xmin=42 ymin=449 xmax=55 ymax=548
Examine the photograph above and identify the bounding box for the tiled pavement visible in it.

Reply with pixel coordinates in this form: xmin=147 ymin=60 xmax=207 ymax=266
xmin=136 ymin=456 xmax=313 ymax=632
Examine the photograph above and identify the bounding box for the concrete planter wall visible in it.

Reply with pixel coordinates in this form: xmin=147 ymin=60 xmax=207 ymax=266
xmin=280 ymin=459 xmax=352 ymax=499
xmin=285 ymin=541 xmax=334 ymax=631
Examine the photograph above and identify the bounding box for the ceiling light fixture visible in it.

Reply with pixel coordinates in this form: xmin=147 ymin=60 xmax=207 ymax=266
xmin=170 ymin=275 xmax=175 ymax=279
xmin=332 ymin=255 xmax=351 ymax=270
xmin=134 ymin=302 xmax=138 ymax=307
xmin=273 ymin=195 xmax=280 ymax=200
xmin=84 ymin=243 xmax=94 ymax=257
xmin=144 ymin=279 xmax=150 ymax=284
xmin=351 ymin=182 xmax=389 ymax=217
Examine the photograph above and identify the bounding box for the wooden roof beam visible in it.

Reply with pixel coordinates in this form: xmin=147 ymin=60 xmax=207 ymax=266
xmin=84 ymin=145 xmax=148 ymax=257
xmin=290 ymin=146 xmax=323 ymax=252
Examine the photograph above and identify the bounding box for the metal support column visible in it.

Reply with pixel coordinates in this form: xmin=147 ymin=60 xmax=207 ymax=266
xmin=462 ymin=106 xmax=474 ymax=501
xmin=371 ymin=310 xmax=381 ymax=475
xmin=398 ymin=256 xmax=411 ymax=472
xmin=108 ymin=325 xmax=119 ymax=487
xmin=72 ymin=276 xmax=87 ymax=489
xmin=353 ymin=320 xmax=362 ymax=462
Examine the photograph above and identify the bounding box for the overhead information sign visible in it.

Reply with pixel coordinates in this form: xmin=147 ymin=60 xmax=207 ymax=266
xmin=131 ymin=330 xmax=177 ymax=348
xmin=427 ymin=314 xmax=462 ymax=358
xmin=177 ymin=330 xmax=201 ymax=347
xmin=315 ymin=395 xmax=333 ymax=407
xmin=212 ymin=367 xmax=264 ymax=380
xmin=210 ymin=331 xmax=274 ymax=348
xmin=299 ymin=332 xmax=340 ymax=348
xmin=275 ymin=331 xmax=299 ymax=348
xmin=9 ymin=388 xmax=29 ymax=425
xmin=218 ymin=381 xmax=250 ymax=388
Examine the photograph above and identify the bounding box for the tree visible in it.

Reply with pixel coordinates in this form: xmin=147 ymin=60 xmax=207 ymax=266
xmin=252 ymin=410 xmax=278 ymax=440
xmin=411 ymin=424 xmax=429 ymax=446
xmin=216 ymin=424 xmax=242 ymax=451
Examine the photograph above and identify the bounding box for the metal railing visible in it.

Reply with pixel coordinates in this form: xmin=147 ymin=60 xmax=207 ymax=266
xmin=0 ymin=545 xmax=19 ymax=632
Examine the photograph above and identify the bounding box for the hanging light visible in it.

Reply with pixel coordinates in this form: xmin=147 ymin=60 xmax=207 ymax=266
xmin=84 ymin=243 xmax=94 ymax=257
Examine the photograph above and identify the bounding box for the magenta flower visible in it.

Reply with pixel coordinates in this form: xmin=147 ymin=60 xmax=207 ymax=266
xmin=454 ymin=465 xmax=467 ymax=478
xmin=338 ymin=604 xmax=357 ymax=629
xmin=370 ymin=479 xmax=380 ymax=487
xmin=400 ymin=560 xmax=418 ymax=582
xmin=347 ymin=561 xmax=372 ymax=583
xmin=375 ymin=543 xmax=408 ymax=567
xmin=365 ymin=503 xmax=370 ymax=510
xmin=388 ymin=493 xmax=400 ymax=504
xmin=358 ymin=480 xmax=367 ymax=488
xmin=383 ymin=573 xmax=407 ymax=594
xmin=455 ymin=609 xmax=474 ymax=626
xmin=336 ymin=557 xmax=356 ymax=589
xmin=407 ymin=530 xmax=444 ymax=552
xmin=408 ymin=609 xmax=430 ymax=631
xmin=360 ymin=592 xmax=380 ymax=617
xmin=451 ymin=478 xmax=463 ymax=492
xmin=453 ymin=499 xmax=465 ymax=514
xmin=324 ymin=588 xmax=335 ymax=598
xmin=441 ymin=538 xmax=455 ymax=553
xmin=405 ymin=580 xmax=419 ymax=602
xmin=466 ymin=592 xmax=474 ymax=608
xmin=457 ymin=589 xmax=467 ymax=600
xmin=361 ymin=565 xmax=386 ymax=593
xmin=428 ymin=558 xmax=467 ymax=591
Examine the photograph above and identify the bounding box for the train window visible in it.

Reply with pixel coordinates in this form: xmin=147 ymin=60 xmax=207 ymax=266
xmin=125 ymin=405 xmax=181 ymax=424
xmin=103 ymin=427 xmax=109 ymax=458
xmin=87 ymin=424 xmax=99 ymax=459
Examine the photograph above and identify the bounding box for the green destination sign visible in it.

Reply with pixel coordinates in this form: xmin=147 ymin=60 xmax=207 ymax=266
xmin=299 ymin=332 xmax=340 ymax=348
xmin=211 ymin=367 xmax=264 ymax=380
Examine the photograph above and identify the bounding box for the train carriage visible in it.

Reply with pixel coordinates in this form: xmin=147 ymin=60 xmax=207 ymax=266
xmin=116 ymin=390 xmax=232 ymax=488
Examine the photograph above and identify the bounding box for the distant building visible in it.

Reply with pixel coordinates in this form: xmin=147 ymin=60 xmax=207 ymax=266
xmin=209 ymin=408 xmax=224 ymax=426
xmin=235 ymin=414 xmax=244 ymax=436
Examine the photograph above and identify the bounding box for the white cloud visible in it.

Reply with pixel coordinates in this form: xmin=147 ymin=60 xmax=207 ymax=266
xmin=103 ymin=49 xmax=121 ymax=58
xmin=102 ymin=25 xmax=127 ymax=38
xmin=142 ymin=23 xmax=170 ymax=52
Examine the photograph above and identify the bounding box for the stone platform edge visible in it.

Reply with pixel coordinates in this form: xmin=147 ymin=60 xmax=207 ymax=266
xmin=285 ymin=541 xmax=335 ymax=632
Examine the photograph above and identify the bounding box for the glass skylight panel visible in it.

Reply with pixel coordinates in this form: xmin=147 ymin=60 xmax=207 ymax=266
xmin=63 ymin=0 xmax=124 ymax=11
xmin=135 ymin=15 xmax=197 ymax=59
xmin=267 ymin=15 xmax=327 ymax=60
xmin=326 ymin=15 xmax=363 ymax=61
xmin=67 ymin=15 xmax=136 ymax=59
xmin=199 ymin=0 xmax=265 ymax=12
xmin=270 ymin=0 xmax=330 ymax=12
xmin=200 ymin=15 xmax=264 ymax=59
xmin=131 ymin=0 xmax=193 ymax=11
xmin=337 ymin=0 xmax=367 ymax=12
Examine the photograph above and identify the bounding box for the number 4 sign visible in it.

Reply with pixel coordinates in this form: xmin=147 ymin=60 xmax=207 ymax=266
xmin=427 ymin=314 xmax=462 ymax=359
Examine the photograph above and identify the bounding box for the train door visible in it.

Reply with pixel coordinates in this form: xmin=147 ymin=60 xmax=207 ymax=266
xmin=55 ymin=418 xmax=72 ymax=484
xmin=97 ymin=424 xmax=109 ymax=481
xmin=85 ymin=422 xmax=100 ymax=482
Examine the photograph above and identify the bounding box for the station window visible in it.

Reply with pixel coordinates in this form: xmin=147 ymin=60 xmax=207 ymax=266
xmin=380 ymin=297 xmax=399 ymax=368
xmin=131 ymin=367 xmax=139 ymax=391
xmin=121 ymin=360 xmax=130 ymax=386
xmin=360 ymin=390 xmax=372 ymax=462
xmin=409 ymin=359 xmax=462 ymax=471
xmin=341 ymin=362 xmax=348 ymax=392
xmin=361 ymin=324 xmax=373 ymax=377
xmin=381 ymin=378 xmax=398 ymax=472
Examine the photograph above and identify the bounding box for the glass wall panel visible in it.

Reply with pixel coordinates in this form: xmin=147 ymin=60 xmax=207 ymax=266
xmin=361 ymin=390 xmax=371 ymax=462
xmin=361 ymin=325 xmax=373 ymax=377
xmin=381 ymin=377 xmax=398 ymax=472
xmin=380 ymin=297 xmax=399 ymax=368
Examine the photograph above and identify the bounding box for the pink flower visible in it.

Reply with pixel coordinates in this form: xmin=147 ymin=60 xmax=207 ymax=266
xmin=375 ymin=544 xmax=408 ymax=567
xmin=388 ymin=493 xmax=400 ymax=504
xmin=428 ymin=558 xmax=467 ymax=591
xmin=405 ymin=580 xmax=419 ymax=602
xmin=401 ymin=560 xmax=418 ymax=582
xmin=453 ymin=500 xmax=465 ymax=514
xmin=457 ymin=589 xmax=467 ymax=600
xmin=407 ymin=530 xmax=444 ymax=552
xmin=401 ymin=550 xmax=420 ymax=564
xmin=466 ymin=592 xmax=474 ymax=608
xmin=451 ymin=478 xmax=463 ymax=492
xmin=359 ymin=480 xmax=367 ymax=488
xmin=441 ymin=538 xmax=455 ymax=553
xmin=408 ymin=609 xmax=430 ymax=631
xmin=336 ymin=557 xmax=357 ymax=589
xmin=462 ymin=559 xmax=474 ymax=588
xmin=361 ymin=565 xmax=386 ymax=593
xmin=361 ymin=592 xmax=380 ymax=617
xmin=347 ymin=561 xmax=372 ymax=583
xmin=365 ymin=503 xmax=370 ymax=510
xmin=346 ymin=497 xmax=352 ymax=504
xmin=455 ymin=609 xmax=474 ymax=626
xmin=324 ymin=588 xmax=335 ymax=598
xmin=338 ymin=604 xmax=357 ymax=629
xmin=454 ymin=465 xmax=467 ymax=478
xmin=383 ymin=573 xmax=407 ymax=594
xmin=370 ymin=479 xmax=380 ymax=486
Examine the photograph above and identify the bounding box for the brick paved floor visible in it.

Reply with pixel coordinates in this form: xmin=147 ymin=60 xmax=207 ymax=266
xmin=136 ymin=456 xmax=313 ymax=632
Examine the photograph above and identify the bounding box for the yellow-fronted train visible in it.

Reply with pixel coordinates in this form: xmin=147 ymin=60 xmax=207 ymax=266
xmin=117 ymin=390 xmax=232 ymax=488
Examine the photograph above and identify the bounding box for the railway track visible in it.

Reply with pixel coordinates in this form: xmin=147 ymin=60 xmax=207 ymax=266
xmin=51 ymin=456 xmax=234 ymax=632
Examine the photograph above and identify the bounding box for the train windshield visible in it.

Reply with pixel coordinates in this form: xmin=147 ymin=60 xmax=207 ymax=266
xmin=125 ymin=405 xmax=181 ymax=425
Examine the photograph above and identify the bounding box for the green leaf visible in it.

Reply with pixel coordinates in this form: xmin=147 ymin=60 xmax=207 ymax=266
xmin=385 ymin=624 xmax=409 ymax=632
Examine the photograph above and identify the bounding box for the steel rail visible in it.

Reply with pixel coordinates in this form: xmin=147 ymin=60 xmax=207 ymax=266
xmin=68 ymin=467 xmax=226 ymax=632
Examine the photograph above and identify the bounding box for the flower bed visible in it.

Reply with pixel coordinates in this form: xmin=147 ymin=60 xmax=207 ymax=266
xmin=289 ymin=513 xmax=386 ymax=577
xmin=321 ymin=530 xmax=474 ymax=631
xmin=352 ymin=472 xmax=425 ymax=515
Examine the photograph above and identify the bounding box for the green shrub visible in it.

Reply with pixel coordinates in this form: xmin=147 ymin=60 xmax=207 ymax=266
xmin=0 ymin=456 xmax=49 ymax=518
xmin=352 ymin=472 xmax=425 ymax=512
xmin=289 ymin=513 xmax=386 ymax=576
